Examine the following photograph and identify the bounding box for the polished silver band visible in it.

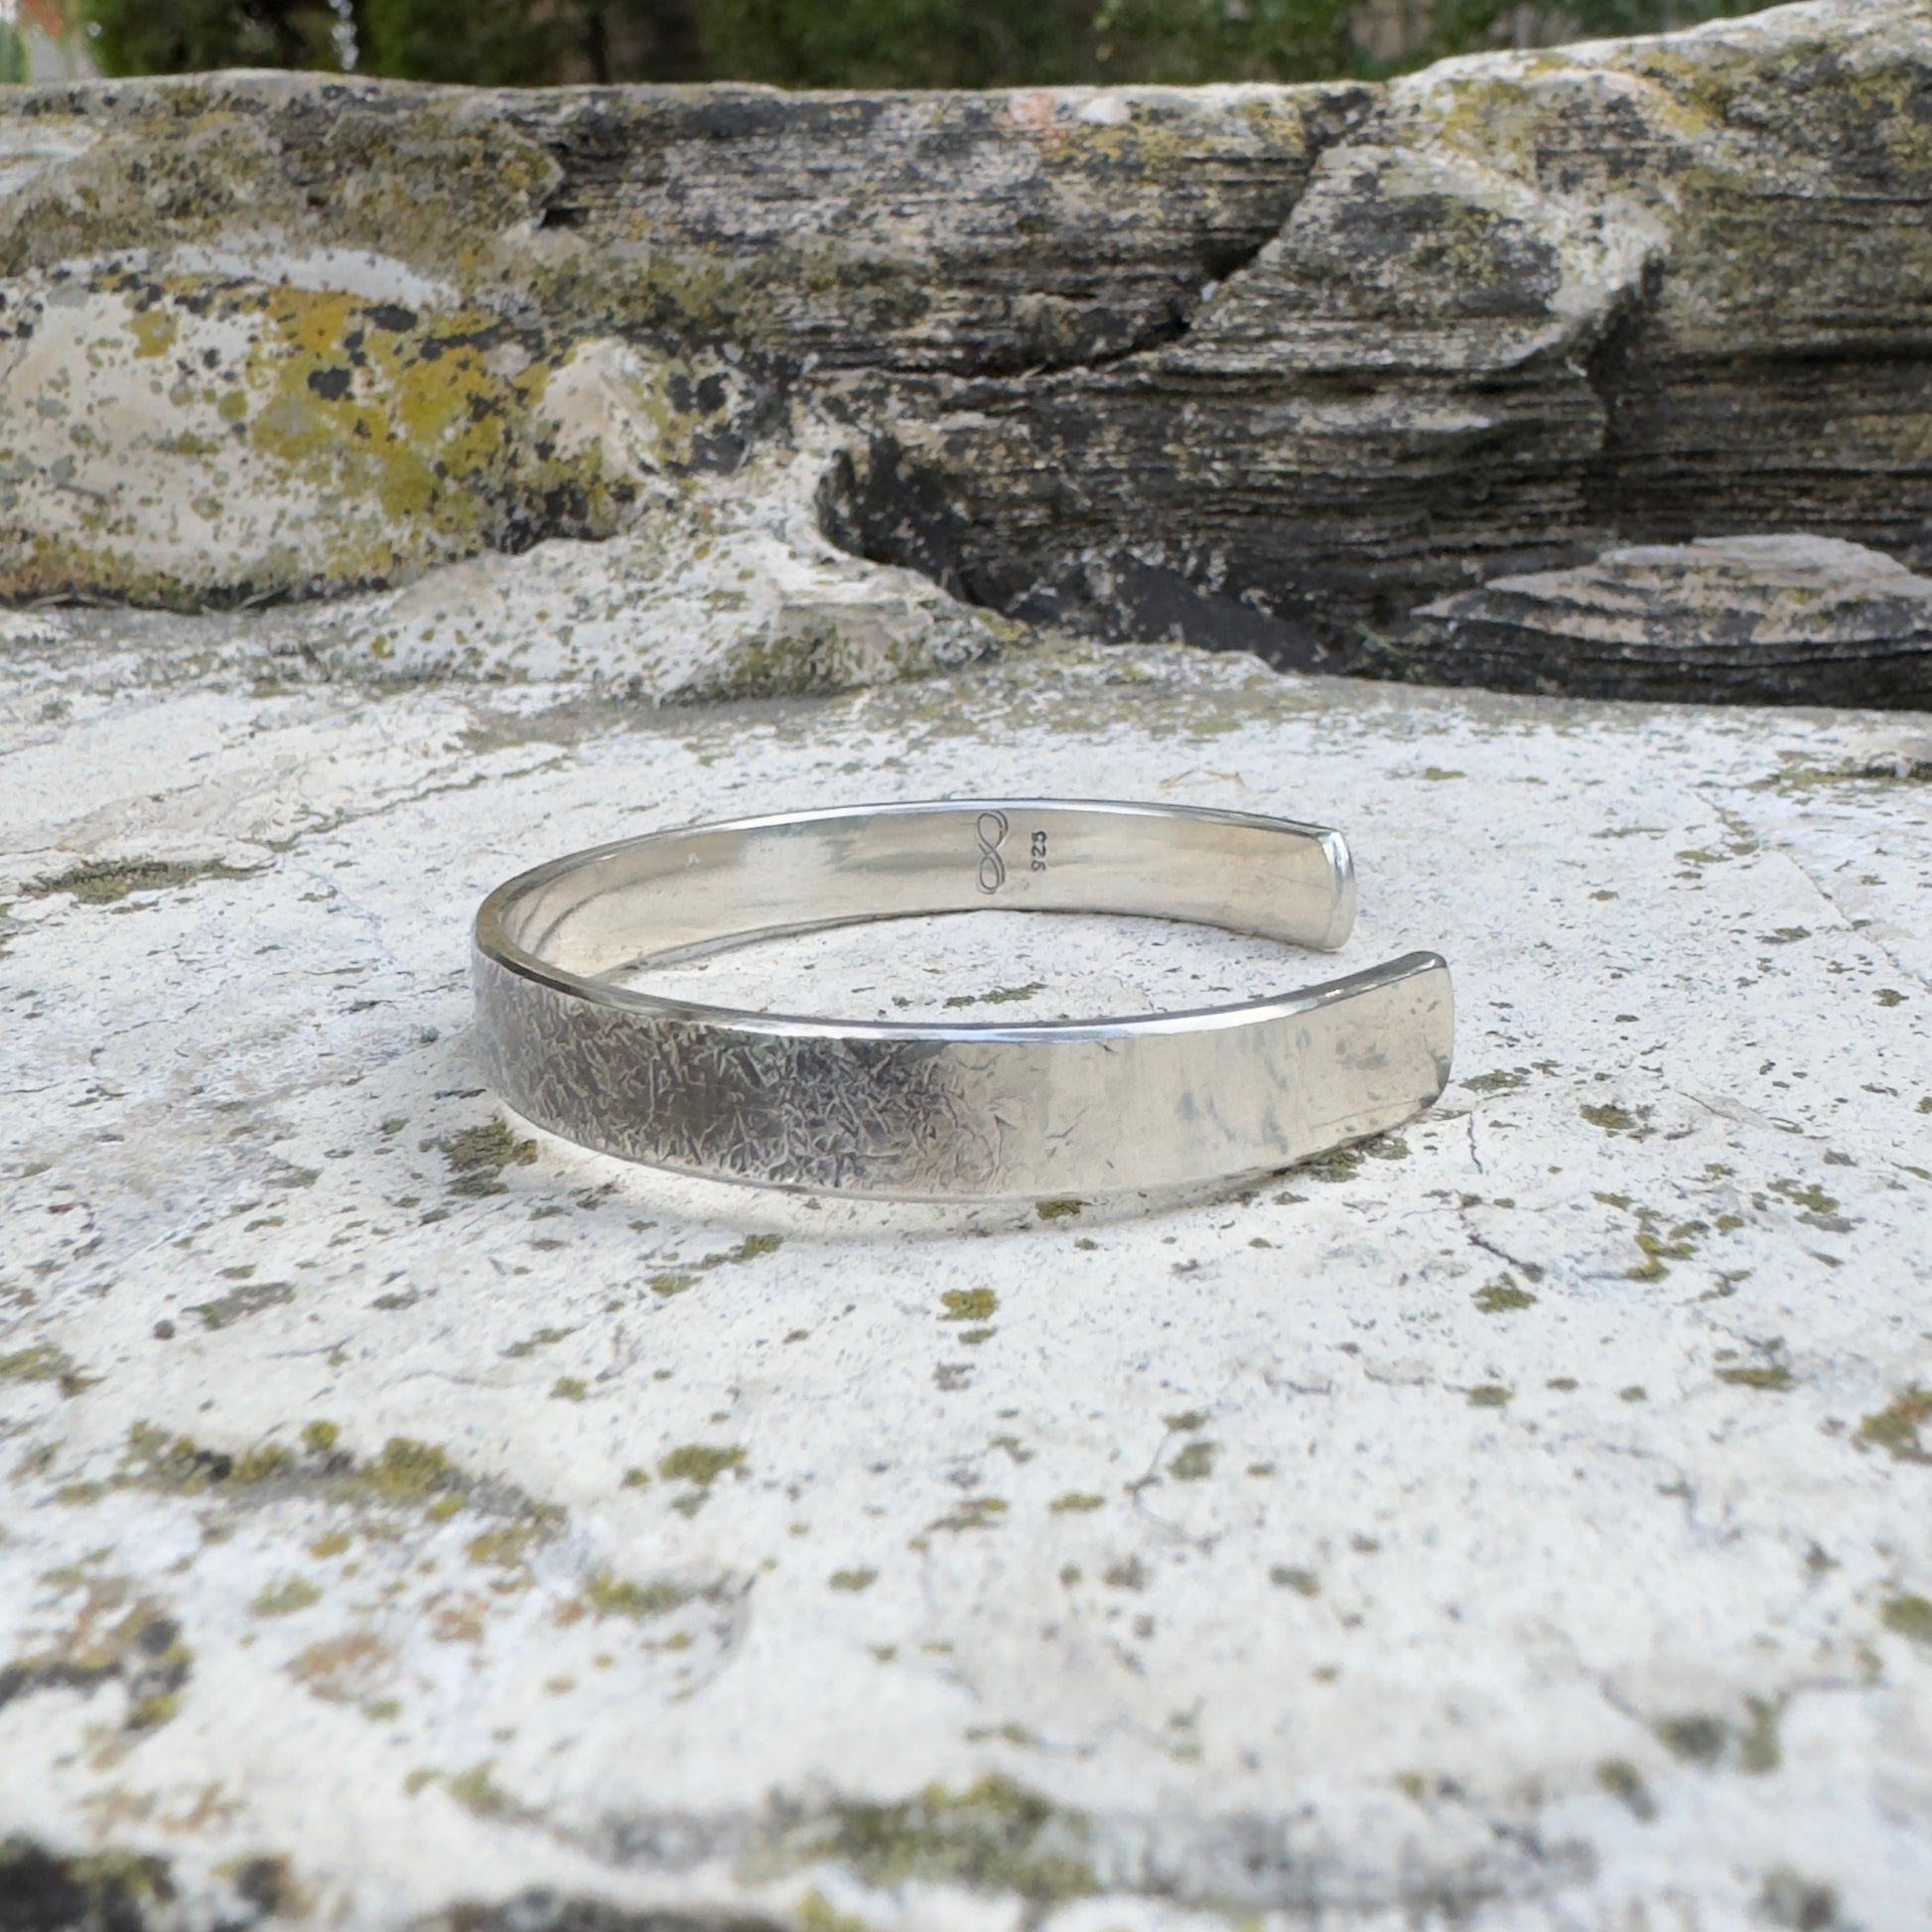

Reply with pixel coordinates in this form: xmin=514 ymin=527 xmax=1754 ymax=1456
xmin=471 ymin=799 xmax=1453 ymax=1200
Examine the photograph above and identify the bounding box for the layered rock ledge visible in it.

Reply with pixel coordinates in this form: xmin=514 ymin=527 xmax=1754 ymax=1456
xmin=4 ymin=0 xmax=1932 ymax=703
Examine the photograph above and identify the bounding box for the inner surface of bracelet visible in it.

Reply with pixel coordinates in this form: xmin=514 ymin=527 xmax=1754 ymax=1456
xmin=484 ymin=801 xmax=1355 ymax=983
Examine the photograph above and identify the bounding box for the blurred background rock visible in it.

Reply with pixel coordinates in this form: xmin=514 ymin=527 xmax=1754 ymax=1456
xmin=3 ymin=0 xmax=1767 ymax=88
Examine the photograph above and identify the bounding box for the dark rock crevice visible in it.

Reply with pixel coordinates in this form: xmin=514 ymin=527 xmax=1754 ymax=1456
xmin=0 ymin=1844 xmax=174 ymax=1932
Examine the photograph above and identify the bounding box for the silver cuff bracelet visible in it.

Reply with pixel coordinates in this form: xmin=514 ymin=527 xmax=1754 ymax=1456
xmin=471 ymin=799 xmax=1453 ymax=1200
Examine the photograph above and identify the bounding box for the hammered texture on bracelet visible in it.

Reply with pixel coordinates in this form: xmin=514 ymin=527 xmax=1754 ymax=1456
xmin=470 ymin=799 xmax=1453 ymax=1200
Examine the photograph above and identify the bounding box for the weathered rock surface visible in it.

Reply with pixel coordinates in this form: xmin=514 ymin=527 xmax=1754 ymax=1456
xmin=3 ymin=596 xmax=1931 ymax=1928
xmin=1405 ymin=534 xmax=1932 ymax=704
xmin=294 ymin=445 xmax=1021 ymax=699
xmin=6 ymin=0 xmax=1932 ymax=703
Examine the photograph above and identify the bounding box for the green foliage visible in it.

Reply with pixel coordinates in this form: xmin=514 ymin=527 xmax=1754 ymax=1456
xmin=357 ymin=0 xmax=570 ymax=85
xmin=87 ymin=0 xmax=349 ymax=74
xmin=76 ymin=0 xmax=1772 ymax=87
xmin=1416 ymin=0 xmax=1767 ymax=64
xmin=1094 ymin=0 xmax=1359 ymax=85
xmin=690 ymin=0 xmax=1084 ymax=89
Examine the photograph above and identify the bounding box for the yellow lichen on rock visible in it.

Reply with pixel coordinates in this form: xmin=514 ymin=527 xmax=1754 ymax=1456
xmin=0 ymin=274 xmax=746 ymax=604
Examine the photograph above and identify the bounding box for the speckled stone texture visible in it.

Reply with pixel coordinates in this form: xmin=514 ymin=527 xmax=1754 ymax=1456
xmin=5 ymin=0 xmax=1932 ymax=703
xmin=3 ymin=600 xmax=1930 ymax=1929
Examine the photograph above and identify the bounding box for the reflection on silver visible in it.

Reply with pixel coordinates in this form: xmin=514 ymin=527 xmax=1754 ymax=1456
xmin=472 ymin=799 xmax=1453 ymax=1200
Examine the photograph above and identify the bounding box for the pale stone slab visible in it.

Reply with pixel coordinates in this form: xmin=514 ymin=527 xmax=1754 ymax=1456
xmin=2 ymin=618 xmax=1930 ymax=1929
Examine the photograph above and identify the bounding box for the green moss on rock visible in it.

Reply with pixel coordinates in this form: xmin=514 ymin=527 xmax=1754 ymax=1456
xmin=581 ymin=1573 xmax=692 ymax=1620
xmin=25 ymin=858 xmax=252 ymax=905
xmin=795 ymin=1775 xmax=1097 ymax=1908
xmin=1859 ymin=1388 xmax=1932 ymax=1462
xmin=354 ymin=1438 xmax=457 ymax=1506
xmin=658 ymin=1444 xmax=747 ymax=1487
xmin=1880 ymin=1594 xmax=1932 ymax=1645
xmin=439 ymin=1121 xmax=538 ymax=1196
xmin=1474 ymin=1279 xmax=1536 ymax=1313
xmin=249 ymin=1579 xmax=322 ymax=1617
xmin=0 ymin=1345 xmax=94 ymax=1397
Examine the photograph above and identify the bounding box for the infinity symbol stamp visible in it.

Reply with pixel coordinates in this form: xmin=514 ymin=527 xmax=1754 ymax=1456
xmin=975 ymin=810 xmax=1010 ymax=894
